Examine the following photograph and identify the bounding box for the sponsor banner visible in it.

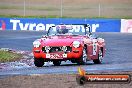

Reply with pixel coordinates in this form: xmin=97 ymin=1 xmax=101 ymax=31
xmin=76 ymin=67 xmax=131 ymax=85
xmin=0 ymin=18 xmax=120 ymax=32
xmin=121 ymin=19 xmax=132 ymax=33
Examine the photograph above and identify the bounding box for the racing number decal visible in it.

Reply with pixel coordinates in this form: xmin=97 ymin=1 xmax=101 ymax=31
xmin=46 ymin=53 xmax=67 ymax=59
xmin=50 ymin=54 xmax=63 ymax=59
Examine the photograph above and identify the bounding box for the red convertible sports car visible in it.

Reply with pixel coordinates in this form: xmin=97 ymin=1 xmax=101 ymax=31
xmin=33 ymin=24 xmax=106 ymax=67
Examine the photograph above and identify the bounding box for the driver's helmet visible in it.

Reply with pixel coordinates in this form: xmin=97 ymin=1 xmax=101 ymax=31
xmin=56 ymin=25 xmax=68 ymax=34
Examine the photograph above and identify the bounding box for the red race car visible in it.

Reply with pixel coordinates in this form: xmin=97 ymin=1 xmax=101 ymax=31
xmin=33 ymin=24 xmax=106 ymax=67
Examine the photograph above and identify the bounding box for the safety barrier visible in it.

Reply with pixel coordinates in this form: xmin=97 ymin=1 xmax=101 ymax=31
xmin=0 ymin=18 xmax=130 ymax=32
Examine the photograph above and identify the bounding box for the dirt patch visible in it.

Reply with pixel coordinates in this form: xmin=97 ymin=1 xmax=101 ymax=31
xmin=0 ymin=71 xmax=132 ymax=88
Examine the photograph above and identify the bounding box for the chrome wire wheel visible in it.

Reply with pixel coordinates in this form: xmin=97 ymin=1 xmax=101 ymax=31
xmin=82 ymin=48 xmax=87 ymax=64
xmin=98 ymin=49 xmax=103 ymax=63
xmin=77 ymin=48 xmax=87 ymax=65
xmin=93 ymin=49 xmax=103 ymax=64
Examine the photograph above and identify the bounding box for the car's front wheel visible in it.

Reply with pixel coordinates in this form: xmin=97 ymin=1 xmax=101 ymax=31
xmin=53 ymin=61 xmax=61 ymax=66
xmin=93 ymin=49 xmax=103 ymax=64
xmin=77 ymin=48 xmax=87 ymax=65
xmin=34 ymin=58 xmax=44 ymax=67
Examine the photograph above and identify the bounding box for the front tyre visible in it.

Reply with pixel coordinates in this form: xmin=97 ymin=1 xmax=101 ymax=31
xmin=77 ymin=48 xmax=87 ymax=65
xmin=34 ymin=58 xmax=44 ymax=67
xmin=93 ymin=49 xmax=103 ymax=64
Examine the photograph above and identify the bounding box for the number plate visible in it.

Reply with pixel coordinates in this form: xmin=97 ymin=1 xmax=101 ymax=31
xmin=46 ymin=53 xmax=67 ymax=59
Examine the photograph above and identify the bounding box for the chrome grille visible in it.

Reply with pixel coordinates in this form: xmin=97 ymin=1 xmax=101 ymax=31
xmin=42 ymin=46 xmax=72 ymax=53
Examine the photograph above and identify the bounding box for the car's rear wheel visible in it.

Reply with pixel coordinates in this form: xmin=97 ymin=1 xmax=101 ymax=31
xmin=53 ymin=61 xmax=61 ymax=66
xmin=34 ymin=58 xmax=44 ymax=67
xmin=93 ymin=49 xmax=103 ymax=64
xmin=77 ymin=48 xmax=87 ymax=65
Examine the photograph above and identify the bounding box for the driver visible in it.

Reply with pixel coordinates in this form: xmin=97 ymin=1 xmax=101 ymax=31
xmin=56 ymin=26 xmax=68 ymax=34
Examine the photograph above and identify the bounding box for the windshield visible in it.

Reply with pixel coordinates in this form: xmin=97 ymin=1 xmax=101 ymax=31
xmin=47 ymin=25 xmax=87 ymax=36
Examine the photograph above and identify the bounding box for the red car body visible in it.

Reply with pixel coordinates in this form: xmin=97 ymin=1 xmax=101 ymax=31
xmin=33 ymin=24 xmax=106 ymax=67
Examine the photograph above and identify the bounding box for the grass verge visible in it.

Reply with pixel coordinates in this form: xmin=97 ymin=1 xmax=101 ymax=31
xmin=0 ymin=50 xmax=22 ymax=63
xmin=0 ymin=14 xmax=132 ymax=19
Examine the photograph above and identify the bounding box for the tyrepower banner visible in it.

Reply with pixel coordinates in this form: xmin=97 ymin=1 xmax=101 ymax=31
xmin=121 ymin=19 xmax=132 ymax=33
xmin=0 ymin=18 xmax=121 ymax=32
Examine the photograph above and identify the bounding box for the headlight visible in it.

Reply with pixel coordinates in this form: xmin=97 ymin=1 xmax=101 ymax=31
xmin=73 ymin=41 xmax=80 ymax=48
xmin=33 ymin=40 xmax=41 ymax=48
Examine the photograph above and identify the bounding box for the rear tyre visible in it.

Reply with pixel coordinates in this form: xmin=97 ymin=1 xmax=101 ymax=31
xmin=93 ymin=49 xmax=103 ymax=64
xmin=53 ymin=61 xmax=61 ymax=66
xmin=34 ymin=58 xmax=44 ymax=67
xmin=77 ymin=48 xmax=87 ymax=65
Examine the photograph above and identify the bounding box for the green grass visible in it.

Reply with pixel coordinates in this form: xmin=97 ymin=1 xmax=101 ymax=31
xmin=0 ymin=5 xmax=23 ymax=10
xmin=0 ymin=50 xmax=22 ymax=63
xmin=0 ymin=0 xmax=132 ymax=19
xmin=0 ymin=5 xmax=59 ymax=11
xmin=0 ymin=14 xmax=132 ymax=19
xmin=0 ymin=15 xmax=61 ymax=18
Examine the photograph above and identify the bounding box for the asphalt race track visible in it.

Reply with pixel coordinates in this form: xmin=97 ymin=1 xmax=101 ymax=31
xmin=0 ymin=31 xmax=132 ymax=76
